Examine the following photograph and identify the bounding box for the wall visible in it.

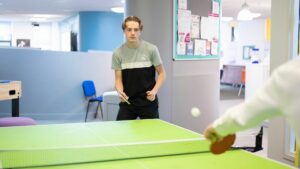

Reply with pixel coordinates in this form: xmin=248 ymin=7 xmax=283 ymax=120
xmin=0 ymin=22 xmax=11 ymax=41
xmin=0 ymin=48 xmax=115 ymax=123
xmin=220 ymin=19 xmax=269 ymax=66
xmin=268 ymin=0 xmax=298 ymax=166
xmin=1 ymin=12 xmax=123 ymax=52
xmin=59 ymin=15 xmax=79 ymax=51
xmin=79 ymin=12 xmax=124 ymax=52
xmin=126 ymin=0 xmax=219 ymax=133
xmin=11 ymin=22 xmax=55 ymax=50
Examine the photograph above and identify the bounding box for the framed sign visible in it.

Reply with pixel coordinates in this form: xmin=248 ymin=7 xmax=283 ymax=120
xmin=243 ymin=45 xmax=255 ymax=60
xmin=173 ymin=0 xmax=220 ymax=60
xmin=17 ymin=39 xmax=30 ymax=47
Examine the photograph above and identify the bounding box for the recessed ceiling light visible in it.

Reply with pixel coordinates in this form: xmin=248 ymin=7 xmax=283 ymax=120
xmin=111 ymin=7 xmax=124 ymax=13
xmin=29 ymin=17 xmax=47 ymax=22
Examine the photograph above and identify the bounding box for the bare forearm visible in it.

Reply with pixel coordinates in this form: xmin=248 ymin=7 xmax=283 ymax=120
xmin=152 ymin=72 xmax=166 ymax=93
xmin=115 ymin=80 xmax=123 ymax=93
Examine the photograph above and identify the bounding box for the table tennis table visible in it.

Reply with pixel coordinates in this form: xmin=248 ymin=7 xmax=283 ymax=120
xmin=0 ymin=119 xmax=293 ymax=169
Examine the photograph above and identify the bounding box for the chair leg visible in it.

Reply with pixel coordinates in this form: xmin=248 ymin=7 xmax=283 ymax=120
xmin=99 ymin=102 xmax=103 ymax=120
xmin=85 ymin=102 xmax=90 ymax=122
xmin=95 ymin=102 xmax=100 ymax=119
xmin=238 ymin=84 xmax=243 ymax=96
xmin=95 ymin=102 xmax=103 ymax=119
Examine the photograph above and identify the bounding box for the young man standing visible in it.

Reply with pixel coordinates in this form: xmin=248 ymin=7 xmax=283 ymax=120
xmin=112 ymin=16 xmax=166 ymax=120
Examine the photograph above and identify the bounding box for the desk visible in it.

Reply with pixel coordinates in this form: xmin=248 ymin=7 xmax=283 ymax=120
xmin=0 ymin=81 xmax=21 ymax=117
xmin=0 ymin=119 xmax=291 ymax=169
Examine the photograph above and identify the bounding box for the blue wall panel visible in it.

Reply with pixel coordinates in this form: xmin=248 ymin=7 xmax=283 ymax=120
xmin=79 ymin=12 xmax=124 ymax=52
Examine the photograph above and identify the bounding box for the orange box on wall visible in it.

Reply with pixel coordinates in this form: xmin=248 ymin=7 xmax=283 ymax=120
xmin=265 ymin=18 xmax=271 ymax=41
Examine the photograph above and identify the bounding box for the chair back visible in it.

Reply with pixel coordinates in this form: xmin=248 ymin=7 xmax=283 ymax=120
xmin=241 ymin=68 xmax=246 ymax=84
xmin=82 ymin=80 xmax=96 ymax=97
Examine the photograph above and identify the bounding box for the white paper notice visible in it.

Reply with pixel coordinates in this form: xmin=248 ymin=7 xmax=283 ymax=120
xmin=211 ymin=40 xmax=218 ymax=55
xmin=178 ymin=0 xmax=187 ymax=10
xmin=212 ymin=1 xmax=220 ymax=15
xmin=191 ymin=15 xmax=200 ymax=38
xmin=178 ymin=32 xmax=185 ymax=43
xmin=201 ymin=16 xmax=219 ymax=41
xmin=178 ymin=9 xmax=191 ymax=42
xmin=186 ymin=41 xmax=193 ymax=55
xmin=194 ymin=39 xmax=207 ymax=56
xmin=177 ymin=42 xmax=186 ymax=55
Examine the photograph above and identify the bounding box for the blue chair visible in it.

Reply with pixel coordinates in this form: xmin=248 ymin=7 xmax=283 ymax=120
xmin=82 ymin=80 xmax=103 ymax=122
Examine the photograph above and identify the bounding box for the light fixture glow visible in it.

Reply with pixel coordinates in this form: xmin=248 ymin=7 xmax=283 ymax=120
xmin=237 ymin=2 xmax=261 ymax=21
xmin=221 ymin=17 xmax=233 ymax=22
xmin=111 ymin=7 xmax=124 ymax=13
xmin=29 ymin=17 xmax=47 ymax=22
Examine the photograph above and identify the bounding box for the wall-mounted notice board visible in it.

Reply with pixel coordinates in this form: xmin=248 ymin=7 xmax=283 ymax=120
xmin=173 ymin=0 xmax=220 ymax=60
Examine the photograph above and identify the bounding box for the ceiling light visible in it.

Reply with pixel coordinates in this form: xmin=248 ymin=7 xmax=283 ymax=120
xmin=237 ymin=2 xmax=261 ymax=21
xmin=29 ymin=17 xmax=47 ymax=22
xmin=111 ymin=7 xmax=124 ymax=13
xmin=221 ymin=17 xmax=233 ymax=22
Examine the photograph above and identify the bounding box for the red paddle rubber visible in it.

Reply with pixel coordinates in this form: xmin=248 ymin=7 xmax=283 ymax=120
xmin=210 ymin=134 xmax=236 ymax=155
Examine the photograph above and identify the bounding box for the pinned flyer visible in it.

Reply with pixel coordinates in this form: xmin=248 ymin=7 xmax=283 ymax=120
xmin=211 ymin=39 xmax=218 ymax=55
xmin=178 ymin=9 xmax=191 ymax=43
xmin=206 ymin=41 xmax=211 ymax=55
xmin=212 ymin=0 xmax=220 ymax=15
xmin=201 ymin=16 xmax=219 ymax=41
xmin=177 ymin=42 xmax=186 ymax=55
xmin=191 ymin=15 xmax=200 ymax=38
xmin=186 ymin=41 xmax=194 ymax=56
xmin=178 ymin=0 xmax=187 ymax=10
xmin=194 ymin=39 xmax=207 ymax=56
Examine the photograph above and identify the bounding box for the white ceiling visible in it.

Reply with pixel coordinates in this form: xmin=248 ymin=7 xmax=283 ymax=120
xmin=222 ymin=0 xmax=271 ymax=19
xmin=0 ymin=0 xmax=124 ymax=21
xmin=0 ymin=0 xmax=271 ymax=22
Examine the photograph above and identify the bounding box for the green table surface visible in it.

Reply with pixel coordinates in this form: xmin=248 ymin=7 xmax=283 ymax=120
xmin=0 ymin=119 xmax=292 ymax=169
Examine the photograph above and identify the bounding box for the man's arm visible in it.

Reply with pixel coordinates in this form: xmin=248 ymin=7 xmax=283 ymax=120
xmin=115 ymin=70 xmax=128 ymax=102
xmin=146 ymin=64 xmax=166 ymax=101
xmin=204 ymin=58 xmax=300 ymax=142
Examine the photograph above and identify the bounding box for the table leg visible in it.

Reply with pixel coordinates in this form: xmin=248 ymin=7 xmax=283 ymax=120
xmin=12 ymin=98 xmax=19 ymax=117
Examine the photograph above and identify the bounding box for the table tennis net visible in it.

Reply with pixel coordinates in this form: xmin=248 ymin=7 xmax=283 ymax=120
xmin=0 ymin=138 xmax=210 ymax=168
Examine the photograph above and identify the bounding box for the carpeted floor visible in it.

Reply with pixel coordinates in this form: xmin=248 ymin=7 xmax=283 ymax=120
xmin=220 ymin=84 xmax=245 ymax=100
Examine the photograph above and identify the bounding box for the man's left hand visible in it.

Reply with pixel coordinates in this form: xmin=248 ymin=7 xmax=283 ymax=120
xmin=146 ymin=90 xmax=157 ymax=101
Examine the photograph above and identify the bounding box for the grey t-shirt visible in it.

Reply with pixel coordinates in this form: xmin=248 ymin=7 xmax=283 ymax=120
xmin=112 ymin=40 xmax=162 ymax=70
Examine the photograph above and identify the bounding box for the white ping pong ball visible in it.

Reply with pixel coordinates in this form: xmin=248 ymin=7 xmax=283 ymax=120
xmin=191 ymin=107 xmax=201 ymax=117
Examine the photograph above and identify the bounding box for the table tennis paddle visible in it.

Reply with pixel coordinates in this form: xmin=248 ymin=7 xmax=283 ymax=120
xmin=210 ymin=134 xmax=236 ymax=155
xmin=119 ymin=94 xmax=131 ymax=105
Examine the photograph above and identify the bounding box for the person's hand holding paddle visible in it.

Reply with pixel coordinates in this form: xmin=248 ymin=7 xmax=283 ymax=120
xmin=204 ymin=125 xmax=236 ymax=155
xmin=117 ymin=90 xmax=130 ymax=104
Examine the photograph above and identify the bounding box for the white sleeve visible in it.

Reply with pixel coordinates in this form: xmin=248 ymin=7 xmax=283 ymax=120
xmin=213 ymin=58 xmax=300 ymax=137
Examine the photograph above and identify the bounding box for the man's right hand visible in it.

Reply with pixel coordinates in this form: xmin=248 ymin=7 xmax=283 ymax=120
xmin=117 ymin=90 xmax=130 ymax=104
xmin=203 ymin=124 xmax=223 ymax=143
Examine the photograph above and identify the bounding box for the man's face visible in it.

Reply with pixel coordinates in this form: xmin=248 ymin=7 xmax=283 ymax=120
xmin=124 ymin=21 xmax=141 ymax=43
